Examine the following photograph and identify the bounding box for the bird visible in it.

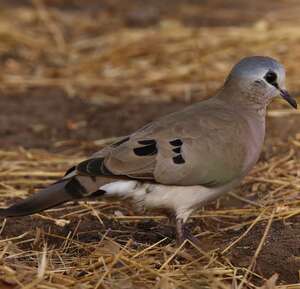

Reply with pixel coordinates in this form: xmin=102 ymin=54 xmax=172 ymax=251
xmin=0 ymin=56 xmax=297 ymax=244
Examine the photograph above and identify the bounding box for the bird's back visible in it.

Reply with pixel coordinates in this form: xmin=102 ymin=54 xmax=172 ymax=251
xmin=94 ymin=97 xmax=266 ymax=187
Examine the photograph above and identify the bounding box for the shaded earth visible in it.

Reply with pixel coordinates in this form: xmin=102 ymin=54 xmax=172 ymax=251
xmin=0 ymin=0 xmax=294 ymax=28
xmin=0 ymin=88 xmax=187 ymax=151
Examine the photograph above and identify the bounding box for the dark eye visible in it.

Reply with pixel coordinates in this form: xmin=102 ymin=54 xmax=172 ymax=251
xmin=264 ymin=70 xmax=277 ymax=84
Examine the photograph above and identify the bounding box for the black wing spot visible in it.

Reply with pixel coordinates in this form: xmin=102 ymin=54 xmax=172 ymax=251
xmin=170 ymin=139 xmax=183 ymax=146
xmin=173 ymin=155 xmax=185 ymax=164
xmin=112 ymin=137 xmax=130 ymax=147
xmin=172 ymin=147 xmax=181 ymax=154
xmin=170 ymin=138 xmax=184 ymax=164
xmin=138 ymin=139 xmax=156 ymax=145
xmin=134 ymin=139 xmax=157 ymax=156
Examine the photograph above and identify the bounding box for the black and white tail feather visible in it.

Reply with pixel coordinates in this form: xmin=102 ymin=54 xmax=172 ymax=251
xmin=0 ymin=159 xmax=112 ymax=217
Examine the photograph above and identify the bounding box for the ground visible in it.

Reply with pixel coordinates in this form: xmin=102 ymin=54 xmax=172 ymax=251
xmin=0 ymin=1 xmax=300 ymax=288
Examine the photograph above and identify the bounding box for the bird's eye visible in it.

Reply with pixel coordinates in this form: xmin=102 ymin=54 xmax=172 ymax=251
xmin=264 ymin=70 xmax=277 ymax=84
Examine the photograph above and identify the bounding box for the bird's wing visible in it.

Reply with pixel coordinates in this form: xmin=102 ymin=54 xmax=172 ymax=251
xmin=76 ymin=100 xmax=250 ymax=186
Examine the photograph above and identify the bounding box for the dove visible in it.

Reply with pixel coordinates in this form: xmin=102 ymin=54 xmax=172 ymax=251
xmin=0 ymin=56 xmax=297 ymax=244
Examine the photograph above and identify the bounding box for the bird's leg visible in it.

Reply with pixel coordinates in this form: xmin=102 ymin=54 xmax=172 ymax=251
xmin=165 ymin=210 xmax=176 ymax=226
xmin=175 ymin=218 xmax=201 ymax=246
xmin=175 ymin=218 xmax=186 ymax=245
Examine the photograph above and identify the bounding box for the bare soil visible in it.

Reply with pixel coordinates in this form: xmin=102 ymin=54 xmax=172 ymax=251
xmin=0 ymin=88 xmax=187 ymax=151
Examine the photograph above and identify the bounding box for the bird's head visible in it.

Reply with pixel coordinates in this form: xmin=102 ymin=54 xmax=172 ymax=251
xmin=224 ymin=56 xmax=297 ymax=109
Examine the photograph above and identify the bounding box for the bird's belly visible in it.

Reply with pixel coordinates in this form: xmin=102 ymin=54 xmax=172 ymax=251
xmin=99 ymin=179 xmax=238 ymax=221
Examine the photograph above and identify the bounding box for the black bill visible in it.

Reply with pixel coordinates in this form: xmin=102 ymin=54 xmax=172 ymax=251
xmin=280 ymin=89 xmax=297 ymax=109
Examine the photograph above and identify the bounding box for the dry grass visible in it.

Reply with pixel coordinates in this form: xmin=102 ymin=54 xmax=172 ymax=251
xmin=0 ymin=1 xmax=300 ymax=288
xmin=1 ymin=0 xmax=300 ymax=103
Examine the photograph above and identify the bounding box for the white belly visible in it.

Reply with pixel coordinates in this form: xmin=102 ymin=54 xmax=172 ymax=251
xmin=100 ymin=179 xmax=238 ymax=221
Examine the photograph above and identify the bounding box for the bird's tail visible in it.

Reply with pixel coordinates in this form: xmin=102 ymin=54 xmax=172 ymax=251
xmin=0 ymin=176 xmax=105 ymax=218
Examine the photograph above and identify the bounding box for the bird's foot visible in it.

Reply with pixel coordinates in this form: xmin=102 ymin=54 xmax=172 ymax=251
xmin=176 ymin=218 xmax=201 ymax=247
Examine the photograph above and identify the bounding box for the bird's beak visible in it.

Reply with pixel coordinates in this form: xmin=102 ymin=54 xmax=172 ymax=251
xmin=280 ymin=89 xmax=297 ymax=109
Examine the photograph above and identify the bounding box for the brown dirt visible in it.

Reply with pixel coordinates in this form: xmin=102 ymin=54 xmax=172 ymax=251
xmin=0 ymin=88 xmax=188 ymax=151
xmin=227 ymin=218 xmax=300 ymax=284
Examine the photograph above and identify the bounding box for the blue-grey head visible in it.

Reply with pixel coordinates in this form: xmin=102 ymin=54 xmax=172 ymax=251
xmin=224 ymin=56 xmax=297 ymax=109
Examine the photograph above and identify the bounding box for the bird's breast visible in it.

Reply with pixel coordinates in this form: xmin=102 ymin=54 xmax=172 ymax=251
xmin=241 ymin=114 xmax=266 ymax=175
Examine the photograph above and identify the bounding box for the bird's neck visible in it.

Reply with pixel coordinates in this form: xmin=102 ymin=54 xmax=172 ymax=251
xmin=218 ymin=87 xmax=267 ymax=177
xmin=217 ymin=82 xmax=268 ymax=117
xmin=216 ymin=84 xmax=267 ymax=152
